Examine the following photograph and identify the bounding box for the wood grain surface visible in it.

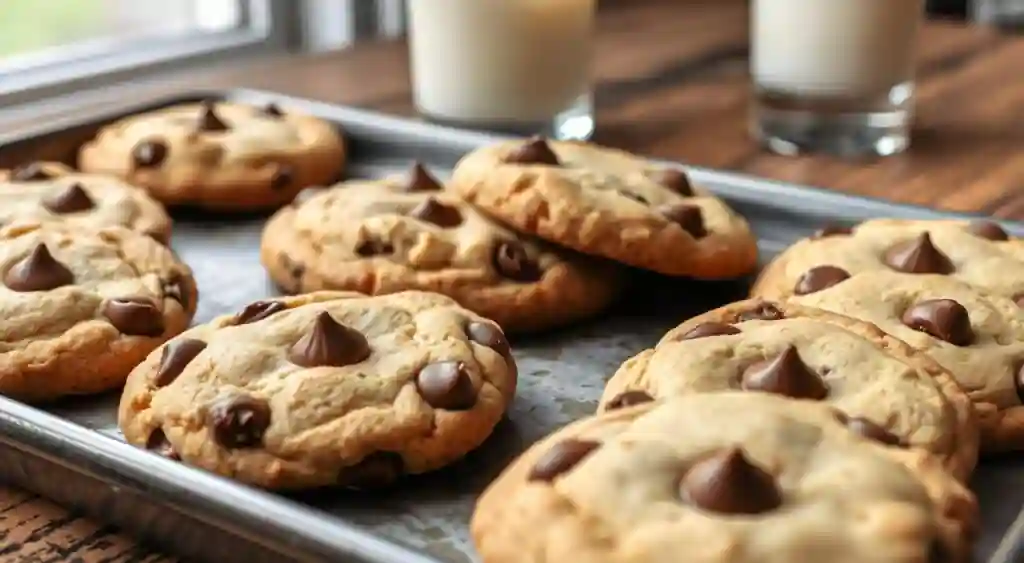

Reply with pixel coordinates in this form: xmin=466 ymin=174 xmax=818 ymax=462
xmin=1 ymin=0 xmax=1022 ymax=560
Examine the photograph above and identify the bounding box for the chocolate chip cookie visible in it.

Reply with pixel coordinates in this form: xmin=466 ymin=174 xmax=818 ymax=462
xmin=473 ymin=392 xmax=977 ymax=563
xmin=260 ymin=165 xmax=622 ymax=333
xmin=599 ymin=300 xmax=978 ymax=482
xmin=0 ymin=222 xmax=196 ymax=401
xmin=752 ymin=219 xmax=1024 ymax=300
xmin=118 ymin=290 xmax=517 ymax=490
xmin=78 ymin=100 xmax=345 ymax=211
xmin=791 ymin=270 xmax=1024 ymax=452
xmin=0 ymin=161 xmax=172 ymax=243
xmin=449 ymin=138 xmax=758 ymax=278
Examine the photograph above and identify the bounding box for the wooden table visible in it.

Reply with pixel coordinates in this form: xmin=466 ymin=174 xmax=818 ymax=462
xmin=2 ymin=0 xmax=1023 ymax=559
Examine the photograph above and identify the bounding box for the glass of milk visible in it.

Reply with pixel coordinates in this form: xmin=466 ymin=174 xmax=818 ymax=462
xmin=406 ymin=0 xmax=595 ymax=141
xmin=751 ymin=0 xmax=925 ymax=157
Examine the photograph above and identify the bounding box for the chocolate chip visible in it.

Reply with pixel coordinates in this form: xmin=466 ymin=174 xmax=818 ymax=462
xmin=416 ymin=361 xmax=476 ymax=410
xmin=811 ymin=225 xmax=853 ymax=239
xmin=679 ymin=448 xmax=782 ymax=515
xmin=338 ymin=452 xmax=404 ymax=489
xmin=884 ymin=233 xmax=954 ymax=274
xmin=737 ymin=302 xmax=785 ymax=322
xmin=198 ymin=102 xmax=229 ymax=132
xmin=494 ymin=241 xmax=541 ymax=282
xmin=43 ymin=183 xmax=95 ymax=214
xmin=208 ymin=395 xmax=271 ymax=449
xmin=161 ymin=274 xmax=189 ymax=310
xmin=846 ymin=417 xmax=905 ymax=447
xmin=132 ymin=140 xmax=168 ymax=168
xmin=11 ymin=162 xmax=53 ymax=182
xmin=155 ymin=339 xmax=207 ymax=387
xmin=832 ymin=409 xmax=851 ymax=425
xmin=901 ymin=299 xmax=974 ymax=346
xmin=794 ymin=265 xmax=850 ymax=295
xmin=604 ymin=390 xmax=654 ymax=411
xmin=354 ymin=237 xmax=394 ymax=257
xmin=528 ymin=439 xmax=600 ymax=482
xmin=505 ymin=136 xmax=560 ymax=166
xmin=409 ymin=197 xmax=463 ymax=227
xmin=263 ymin=103 xmax=284 ymax=117
xmin=677 ymin=322 xmax=741 ymax=341
xmin=236 ymin=300 xmax=286 ymax=325
xmin=1014 ymin=294 xmax=1024 ymax=309
xmin=618 ymin=190 xmax=649 ymax=205
xmin=647 ymin=168 xmax=694 ymax=196
xmin=289 ymin=311 xmax=371 ymax=368
xmin=1016 ymin=362 xmax=1024 ymax=405
xmin=741 ymin=345 xmax=828 ymax=400
xmin=658 ymin=204 xmax=706 ymax=238
xmin=3 ymin=243 xmax=74 ymax=292
xmin=466 ymin=321 xmax=513 ymax=360
xmin=968 ymin=221 xmax=1009 ymax=241
xmin=270 ymin=166 xmax=293 ymax=190
xmin=402 ymin=162 xmax=444 ymax=192
xmin=278 ymin=253 xmax=306 ymax=279
xmin=103 ymin=297 xmax=165 ymax=336
xmin=145 ymin=429 xmax=180 ymax=461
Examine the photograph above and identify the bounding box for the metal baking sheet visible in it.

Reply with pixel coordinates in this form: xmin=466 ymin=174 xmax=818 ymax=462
xmin=0 ymin=89 xmax=1021 ymax=563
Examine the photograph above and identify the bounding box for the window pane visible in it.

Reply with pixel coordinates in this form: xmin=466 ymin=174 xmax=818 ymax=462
xmin=0 ymin=0 xmax=242 ymax=61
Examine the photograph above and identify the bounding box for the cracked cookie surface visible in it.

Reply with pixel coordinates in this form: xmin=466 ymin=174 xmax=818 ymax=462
xmin=118 ymin=290 xmax=517 ymax=490
xmin=79 ymin=100 xmax=346 ymax=211
xmin=260 ymin=167 xmax=622 ymax=333
xmin=0 ymin=222 xmax=196 ymax=401
xmin=449 ymin=138 xmax=757 ymax=278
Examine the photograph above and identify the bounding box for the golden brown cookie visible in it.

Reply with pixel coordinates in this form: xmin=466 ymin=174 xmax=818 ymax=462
xmin=473 ymin=392 xmax=977 ymax=563
xmin=449 ymin=138 xmax=758 ymax=279
xmin=0 ymin=222 xmax=196 ymax=401
xmin=598 ymin=299 xmax=978 ymax=482
xmin=118 ymin=291 xmax=517 ymax=490
xmin=260 ymin=164 xmax=622 ymax=333
xmin=78 ymin=100 xmax=345 ymax=211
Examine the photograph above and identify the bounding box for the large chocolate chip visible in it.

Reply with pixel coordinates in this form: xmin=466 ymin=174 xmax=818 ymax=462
xmin=528 ymin=439 xmax=600 ymax=482
xmin=355 ymin=237 xmax=394 ymax=257
xmin=338 ymin=452 xmax=404 ymax=489
xmin=132 ymin=140 xmax=168 ymax=168
xmin=466 ymin=321 xmax=512 ymax=359
xmin=604 ymin=390 xmax=654 ymax=411
xmin=505 ymin=137 xmax=560 ymax=166
xmin=11 ymin=162 xmax=54 ymax=182
xmin=198 ymin=102 xmax=229 ymax=132
xmin=677 ymin=322 xmax=741 ymax=341
xmin=737 ymin=302 xmax=785 ymax=322
xmin=263 ymin=103 xmax=285 ymax=117
xmin=208 ymin=395 xmax=272 ymax=449
xmin=271 ymin=166 xmax=293 ymax=190
xmin=794 ymin=265 xmax=850 ymax=295
xmin=647 ymin=168 xmax=694 ymax=196
xmin=104 ymin=297 xmax=165 ymax=336
xmin=658 ymin=204 xmax=706 ymax=238
xmin=409 ymin=197 xmax=463 ymax=227
xmin=811 ymin=225 xmax=853 ymax=239
xmin=883 ymin=233 xmax=954 ymax=274
xmin=416 ymin=361 xmax=476 ymax=410
xmin=145 ymin=429 xmax=180 ymax=461
xmin=901 ymin=299 xmax=974 ymax=346
xmin=741 ymin=345 xmax=828 ymax=400
xmin=679 ymin=448 xmax=782 ymax=515
xmin=402 ymin=162 xmax=444 ymax=192
xmin=968 ymin=221 xmax=1009 ymax=241
xmin=289 ymin=311 xmax=371 ymax=368
xmin=235 ymin=300 xmax=286 ymax=325
xmin=44 ymin=183 xmax=95 ymax=214
xmin=846 ymin=417 xmax=905 ymax=448
xmin=155 ymin=339 xmax=207 ymax=387
xmin=494 ymin=241 xmax=541 ymax=282
xmin=4 ymin=243 xmax=74 ymax=292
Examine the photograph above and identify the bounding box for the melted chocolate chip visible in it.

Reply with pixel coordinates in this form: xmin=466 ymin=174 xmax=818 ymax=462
xmin=103 ymin=297 xmax=165 ymax=336
xmin=3 ymin=243 xmax=74 ymax=292
xmin=677 ymin=322 xmax=741 ymax=341
xmin=263 ymin=103 xmax=285 ymax=117
xmin=235 ymin=300 xmax=286 ymax=325
xmin=289 ymin=311 xmax=371 ymax=368
xmin=604 ymin=390 xmax=654 ymax=411
xmin=402 ymin=162 xmax=444 ymax=192
xmin=794 ymin=265 xmax=851 ymax=295
xmin=43 ymin=183 xmax=95 ymax=214
xmin=338 ymin=452 xmax=405 ymax=489
xmin=832 ymin=409 xmax=851 ymax=425
xmin=737 ymin=302 xmax=785 ymax=322
xmin=145 ymin=429 xmax=180 ymax=461
xmin=647 ymin=168 xmax=694 ymax=196
xmin=505 ymin=137 xmax=560 ymax=166
xmin=1014 ymin=294 xmax=1024 ymax=309
xmin=741 ymin=345 xmax=828 ymax=400
xmin=208 ymin=395 xmax=272 ymax=449
xmin=409 ymin=197 xmax=463 ymax=227
xmin=968 ymin=221 xmax=1009 ymax=241
xmin=494 ymin=241 xmax=541 ymax=282
xmin=846 ymin=417 xmax=905 ymax=447
xmin=679 ymin=448 xmax=782 ymax=515
xmin=658 ymin=203 xmax=706 ymax=238
xmin=162 ymin=274 xmax=189 ymax=310
xmin=466 ymin=321 xmax=513 ymax=360
xmin=198 ymin=102 xmax=229 ymax=132
xmin=271 ymin=166 xmax=293 ymax=190
xmin=901 ymin=299 xmax=974 ymax=346
xmin=416 ymin=361 xmax=477 ymax=410
xmin=11 ymin=162 xmax=53 ymax=182
xmin=355 ymin=237 xmax=394 ymax=257
xmin=883 ymin=233 xmax=954 ymax=274
xmin=811 ymin=225 xmax=853 ymax=239
xmin=132 ymin=140 xmax=168 ymax=168
xmin=618 ymin=190 xmax=649 ymax=205
xmin=1016 ymin=362 xmax=1024 ymax=405
xmin=278 ymin=253 xmax=306 ymax=279
xmin=155 ymin=339 xmax=207 ymax=387
xmin=528 ymin=439 xmax=600 ymax=482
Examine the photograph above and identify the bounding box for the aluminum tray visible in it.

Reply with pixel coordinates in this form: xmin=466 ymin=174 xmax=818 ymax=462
xmin=0 ymin=89 xmax=1020 ymax=563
